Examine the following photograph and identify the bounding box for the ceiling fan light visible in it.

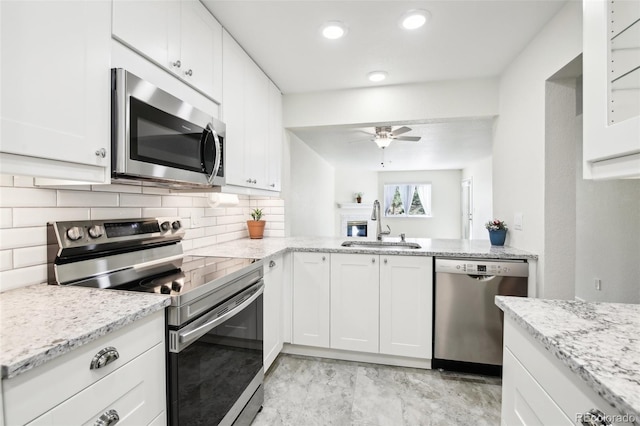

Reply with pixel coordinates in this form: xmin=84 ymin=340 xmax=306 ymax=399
xmin=321 ymin=21 xmax=347 ymax=39
xmin=375 ymin=137 xmax=392 ymax=148
xmin=368 ymin=71 xmax=388 ymax=82
xmin=400 ymin=9 xmax=430 ymax=30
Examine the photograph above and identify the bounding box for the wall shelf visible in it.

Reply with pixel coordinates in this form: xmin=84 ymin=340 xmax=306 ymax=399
xmin=337 ymin=203 xmax=371 ymax=209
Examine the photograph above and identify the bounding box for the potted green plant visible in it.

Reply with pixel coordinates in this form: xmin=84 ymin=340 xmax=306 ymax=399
xmin=247 ymin=208 xmax=266 ymax=239
xmin=485 ymin=219 xmax=508 ymax=246
xmin=354 ymin=192 xmax=363 ymax=203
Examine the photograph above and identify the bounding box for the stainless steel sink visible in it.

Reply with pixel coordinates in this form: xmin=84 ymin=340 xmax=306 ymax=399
xmin=341 ymin=241 xmax=422 ymax=249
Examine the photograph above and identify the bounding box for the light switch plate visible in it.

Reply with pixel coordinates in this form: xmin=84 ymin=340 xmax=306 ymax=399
xmin=514 ymin=213 xmax=523 ymax=230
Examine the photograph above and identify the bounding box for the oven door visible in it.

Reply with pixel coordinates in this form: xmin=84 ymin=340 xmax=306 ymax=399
xmin=168 ymin=281 xmax=264 ymax=426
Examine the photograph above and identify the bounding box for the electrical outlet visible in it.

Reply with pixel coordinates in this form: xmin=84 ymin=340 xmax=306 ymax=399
xmin=514 ymin=213 xmax=523 ymax=231
xmin=594 ymin=278 xmax=602 ymax=291
xmin=191 ymin=210 xmax=200 ymax=228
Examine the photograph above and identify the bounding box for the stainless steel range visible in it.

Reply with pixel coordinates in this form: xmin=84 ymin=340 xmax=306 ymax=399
xmin=47 ymin=217 xmax=265 ymax=426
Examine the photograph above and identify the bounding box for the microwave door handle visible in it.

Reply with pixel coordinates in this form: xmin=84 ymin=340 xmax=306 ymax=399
xmin=206 ymin=123 xmax=221 ymax=185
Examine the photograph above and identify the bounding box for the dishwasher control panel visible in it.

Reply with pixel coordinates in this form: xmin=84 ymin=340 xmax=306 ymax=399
xmin=435 ymin=258 xmax=529 ymax=277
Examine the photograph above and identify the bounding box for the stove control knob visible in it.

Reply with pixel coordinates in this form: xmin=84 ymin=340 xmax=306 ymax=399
xmin=161 ymin=221 xmax=171 ymax=231
xmin=171 ymin=281 xmax=183 ymax=292
xmin=160 ymin=284 xmax=172 ymax=294
xmin=66 ymin=226 xmax=84 ymax=241
xmin=172 ymin=220 xmax=182 ymax=230
xmin=88 ymin=225 xmax=104 ymax=239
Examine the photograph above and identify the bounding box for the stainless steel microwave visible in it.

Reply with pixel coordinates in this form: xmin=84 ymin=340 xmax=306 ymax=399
xmin=111 ymin=68 xmax=225 ymax=188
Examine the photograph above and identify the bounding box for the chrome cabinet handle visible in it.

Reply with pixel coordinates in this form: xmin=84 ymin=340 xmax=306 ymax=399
xmin=95 ymin=148 xmax=106 ymax=158
xmin=269 ymin=260 xmax=276 ymax=268
xmin=252 ymin=179 xmax=257 ymax=184
xmin=322 ymin=256 xmax=326 ymax=261
xmin=270 ymin=183 xmax=276 ymax=187
xmin=384 ymin=258 xmax=388 ymax=264
xmin=95 ymin=409 xmax=119 ymax=426
xmin=246 ymin=178 xmax=257 ymax=184
xmin=580 ymin=409 xmax=612 ymax=426
xmin=89 ymin=347 xmax=119 ymax=370
xmin=372 ymin=258 xmax=375 ymax=263
xmin=185 ymin=69 xmax=193 ymax=76
xmin=172 ymin=59 xmax=181 ymax=68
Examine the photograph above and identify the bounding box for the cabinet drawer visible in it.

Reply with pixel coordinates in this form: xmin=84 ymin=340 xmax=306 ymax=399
xmin=502 ymin=348 xmax=572 ymax=425
xmin=3 ymin=311 xmax=164 ymax=425
xmin=503 ymin=317 xmax=619 ymax=423
xmin=27 ymin=343 xmax=166 ymax=426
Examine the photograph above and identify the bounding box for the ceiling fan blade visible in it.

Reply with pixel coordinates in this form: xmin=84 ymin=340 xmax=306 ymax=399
xmin=390 ymin=126 xmax=412 ymax=136
xmin=395 ymin=136 xmax=421 ymax=142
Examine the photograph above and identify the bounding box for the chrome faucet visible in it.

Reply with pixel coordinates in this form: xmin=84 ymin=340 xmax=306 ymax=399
xmin=371 ymin=200 xmax=391 ymax=241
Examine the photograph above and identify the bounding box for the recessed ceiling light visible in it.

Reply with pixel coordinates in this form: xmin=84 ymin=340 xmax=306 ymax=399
xmin=400 ymin=9 xmax=430 ymax=30
xmin=368 ymin=71 xmax=388 ymax=82
xmin=321 ymin=21 xmax=347 ymax=40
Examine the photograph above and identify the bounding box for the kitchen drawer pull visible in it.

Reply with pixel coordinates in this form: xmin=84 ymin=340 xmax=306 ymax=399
xmin=95 ymin=409 xmax=120 ymax=426
xmin=185 ymin=69 xmax=193 ymax=77
xmin=580 ymin=409 xmax=612 ymax=426
xmin=89 ymin=347 xmax=120 ymax=370
xmin=269 ymin=260 xmax=276 ymax=267
xmin=172 ymin=59 xmax=181 ymax=68
xmin=95 ymin=148 xmax=106 ymax=158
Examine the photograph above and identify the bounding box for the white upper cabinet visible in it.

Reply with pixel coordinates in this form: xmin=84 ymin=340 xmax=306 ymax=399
xmin=583 ymin=0 xmax=640 ymax=179
xmin=112 ymin=0 xmax=222 ymax=102
xmin=222 ymin=30 xmax=282 ymax=193
xmin=0 ymin=0 xmax=111 ymax=183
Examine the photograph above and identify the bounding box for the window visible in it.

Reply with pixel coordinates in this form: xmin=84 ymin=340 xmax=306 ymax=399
xmin=383 ymin=184 xmax=431 ymax=217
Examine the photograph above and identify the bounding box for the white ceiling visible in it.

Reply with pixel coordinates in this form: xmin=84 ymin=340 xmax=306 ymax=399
xmin=202 ymin=0 xmax=567 ymax=171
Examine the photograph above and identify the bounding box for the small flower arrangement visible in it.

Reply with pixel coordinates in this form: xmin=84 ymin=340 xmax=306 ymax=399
xmin=485 ymin=219 xmax=507 ymax=231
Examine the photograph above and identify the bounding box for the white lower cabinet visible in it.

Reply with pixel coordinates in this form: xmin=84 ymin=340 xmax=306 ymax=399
xmin=501 ymin=316 xmax=621 ymax=426
xmin=292 ymin=252 xmax=331 ymax=347
xmin=264 ymin=254 xmax=284 ymax=372
xmin=330 ymin=253 xmax=380 ymax=353
xmin=2 ymin=311 xmax=166 ymax=426
xmin=379 ymin=255 xmax=433 ymax=358
xmin=292 ymin=252 xmax=434 ymax=361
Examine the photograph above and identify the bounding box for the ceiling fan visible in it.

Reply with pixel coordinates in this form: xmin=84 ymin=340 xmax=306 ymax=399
xmin=367 ymin=126 xmax=421 ymax=148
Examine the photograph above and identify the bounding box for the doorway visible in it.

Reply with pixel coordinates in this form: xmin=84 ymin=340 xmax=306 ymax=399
xmin=461 ymin=178 xmax=473 ymax=239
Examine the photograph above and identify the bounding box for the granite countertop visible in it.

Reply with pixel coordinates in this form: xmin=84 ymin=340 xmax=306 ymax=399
xmin=188 ymin=236 xmax=538 ymax=260
xmin=496 ymin=296 xmax=640 ymax=422
xmin=0 ymin=284 xmax=171 ymax=380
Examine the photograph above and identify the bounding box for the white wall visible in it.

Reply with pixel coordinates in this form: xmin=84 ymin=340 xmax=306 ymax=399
xmin=544 ymin=78 xmax=579 ymax=300
xmin=377 ymin=170 xmax=461 ymax=239
xmin=493 ymin=1 xmax=582 ymax=298
xmin=288 ymin=132 xmax=335 ymax=236
xmin=0 ymin=175 xmax=284 ymax=293
xmin=462 ymin=156 xmax=493 ymax=240
xmin=283 ymin=78 xmax=499 ymax=128
xmin=575 ymin=126 xmax=640 ymax=303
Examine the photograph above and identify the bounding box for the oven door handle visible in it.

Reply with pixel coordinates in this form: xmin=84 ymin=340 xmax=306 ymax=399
xmin=175 ymin=281 xmax=264 ymax=351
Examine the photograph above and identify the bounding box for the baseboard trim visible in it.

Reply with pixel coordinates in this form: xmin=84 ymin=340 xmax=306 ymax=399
xmin=281 ymin=343 xmax=432 ymax=369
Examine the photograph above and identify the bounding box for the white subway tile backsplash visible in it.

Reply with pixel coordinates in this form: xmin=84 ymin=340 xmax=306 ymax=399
xmin=0 ymin=175 xmax=14 ymax=186
xmin=0 ymin=175 xmax=284 ymax=292
xmin=13 ymin=246 xmax=48 ymax=268
xmin=162 ymin=195 xmax=193 ymax=208
xmin=0 ymin=250 xmax=13 ymax=271
xmin=0 ymin=208 xmax=12 ymax=228
xmin=13 ymin=176 xmax=34 ymax=187
xmin=0 ymin=264 xmax=48 ymax=292
xmin=12 ymin=208 xmax=90 ymax=228
xmin=91 ymin=208 xmax=142 ymax=220
xmin=0 ymin=227 xmax=47 ymax=250
xmin=0 ymin=187 xmax=57 ymax=207
xmin=58 ymin=190 xmax=118 ymax=207
xmin=120 ymin=193 xmax=162 ymax=207
xmin=141 ymin=207 xmax=179 ymax=218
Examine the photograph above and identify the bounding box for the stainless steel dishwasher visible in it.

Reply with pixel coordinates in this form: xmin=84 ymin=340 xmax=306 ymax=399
xmin=433 ymin=258 xmax=528 ymax=375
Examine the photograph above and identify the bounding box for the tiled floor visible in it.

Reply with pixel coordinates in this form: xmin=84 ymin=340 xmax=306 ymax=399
xmin=252 ymin=354 xmax=502 ymax=426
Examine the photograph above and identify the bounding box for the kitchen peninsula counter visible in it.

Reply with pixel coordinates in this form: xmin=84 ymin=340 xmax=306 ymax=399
xmin=496 ymin=296 xmax=640 ymax=423
xmin=188 ymin=236 xmax=538 ymax=260
xmin=0 ymin=284 xmax=170 ymax=379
